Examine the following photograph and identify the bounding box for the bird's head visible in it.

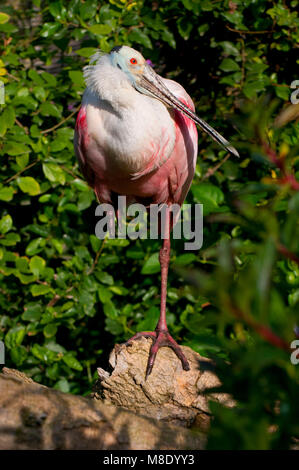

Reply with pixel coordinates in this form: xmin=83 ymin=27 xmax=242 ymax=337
xmin=110 ymin=45 xmax=178 ymax=103
xmin=110 ymin=45 xmax=147 ymax=82
xmin=86 ymin=45 xmax=239 ymax=158
xmin=109 ymin=45 xmax=239 ymax=158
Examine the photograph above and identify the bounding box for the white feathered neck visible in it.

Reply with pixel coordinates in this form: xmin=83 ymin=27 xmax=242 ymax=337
xmin=83 ymin=54 xmax=136 ymax=108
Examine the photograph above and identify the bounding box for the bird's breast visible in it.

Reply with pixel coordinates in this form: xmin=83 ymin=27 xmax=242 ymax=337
xmin=83 ymin=89 xmax=176 ymax=178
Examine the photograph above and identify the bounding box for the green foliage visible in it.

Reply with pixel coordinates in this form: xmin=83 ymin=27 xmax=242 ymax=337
xmin=0 ymin=0 xmax=299 ymax=449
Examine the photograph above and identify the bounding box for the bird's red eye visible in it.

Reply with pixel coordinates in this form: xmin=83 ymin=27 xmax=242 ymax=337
xmin=130 ymin=58 xmax=137 ymax=65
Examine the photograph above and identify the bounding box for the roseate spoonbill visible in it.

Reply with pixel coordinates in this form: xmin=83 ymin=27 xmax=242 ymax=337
xmin=74 ymin=45 xmax=238 ymax=378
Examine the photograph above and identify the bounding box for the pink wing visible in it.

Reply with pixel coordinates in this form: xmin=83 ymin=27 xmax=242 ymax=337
xmin=74 ymin=105 xmax=113 ymax=203
xmin=74 ymin=106 xmax=94 ymax=187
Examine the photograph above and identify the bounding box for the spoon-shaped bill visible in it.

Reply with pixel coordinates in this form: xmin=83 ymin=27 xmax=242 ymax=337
xmin=138 ymin=66 xmax=239 ymax=158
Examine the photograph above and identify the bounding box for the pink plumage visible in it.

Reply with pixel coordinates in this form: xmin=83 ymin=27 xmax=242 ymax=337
xmin=75 ymin=81 xmax=197 ymax=208
xmin=74 ymin=46 xmax=238 ymax=378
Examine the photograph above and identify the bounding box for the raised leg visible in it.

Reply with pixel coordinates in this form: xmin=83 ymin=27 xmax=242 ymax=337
xmin=126 ymin=206 xmax=190 ymax=379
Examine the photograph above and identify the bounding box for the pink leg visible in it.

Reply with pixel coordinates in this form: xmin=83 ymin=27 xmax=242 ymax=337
xmin=126 ymin=206 xmax=190 ymax=378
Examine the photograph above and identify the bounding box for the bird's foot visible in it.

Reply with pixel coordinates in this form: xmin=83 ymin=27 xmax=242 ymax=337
xmin=125 ymin=329 xmax=190 ymax=379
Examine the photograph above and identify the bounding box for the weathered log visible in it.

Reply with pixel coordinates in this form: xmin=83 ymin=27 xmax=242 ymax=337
xmin=0 ymin=367 xmax=206 ymax=450
xmin=0 ymin=339 xmax=233 ymax=450
xmin=95 ymin=338 xmax=234 ymax=428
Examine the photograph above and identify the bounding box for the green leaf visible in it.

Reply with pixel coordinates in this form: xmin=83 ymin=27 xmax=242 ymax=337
xmin=0 ymin=106 xmax=15 ymax=132
xmin=16 ymin=273 xmax=36 ymax=284
xmin=177 ymin=17 xmax=193 ymax=40
xmin=174 ymin=253 xmax=197 ymax=266
xmin=141 ymin=252 xmax=160 ymax=274
xmin=49 ymin=138 xmax=66 ymax=152
xmin=28 ymin=69 xmax=44 ymax=86
xmin=218 ymin=41 xmax=239 ymax=56
xmin=31 ymin=344 xmax=58 ymax=363
xmin=243 ymin=80 xmax=266 ymax=99
xmin=98 ymin=285 xmax=113 ymax=303
xmin=275 ymin=86 xmax=289 ymax=100
xmin=46 ymin=341 xmax=66 ymax=354
xmin=40 ymin=101 xmax=61 ymax=118
xmin=11 ymin=346 xmax=27 ymax=366
xmin=90 ymin=234 xmax=101 ymax=252
xmin=72 ymin=178 xmax=89 ymax=192
xmin=198 ymin=24 xmax=209 ymax=36
xmin=42 ymin=163 xmax=65 ymax=185
xmin=128 ymin=29 xmax=152 ymax=49
xmin=161 ymin=29 xmax=176 ymax=48
xmin=16 ymin=154 xmax=29 ymax=169
xmin=106 ymin=238 xmax=129 ymax=247
xmin=0 ymin=186 xmax=14 ymax=201
xmin=3 ymin=142 xmax=30 ymax=156
xmin=43 ymin=323 xmax=57 ymax=338
xmin=68 ymin=70 xmax=85 ymax=87
xmin=219 ymin=58 xmax=241 ymax=72
xmin=288 ymin=289 xmax=299 ymax=306
xmin=17 ymin=176 xmax=40 ymax=195
xmin=16 ymin=256 xmax=30 ymax=273
xmin=137 ymin=306 xmax=159 ymax=331
xmin=181 ymin=0 xmax=197 ymax=11
xmin=29 ymin=256 xmax=46 ymax=276
xmin=30 ymin=284 xmax=52 ymax=296
xmin=54 ymin=378 xmax=70 ymax=393
xmin=0 ymin=214 xmax=12 ymax=234
xmin=192 ymin=183 xmax=225 ymax=215
xmin=78 ymin=191 xmax=94 ymax=210
xmin=26 ymin=237 xmax=45 ymax=256
xmin=22 ymin=303 xmax=42 ymax=322
xmin=105 ymin=317 xmax=123 ymax=335
xmin=0 ymin=232 xmax=20 ymax=246
xmin=40 ymin=22 xmax=60 ymax=38
xmin=0 ymin=12 xmax=10 ymax=24
xmin=89 ymin=24 xmax=112 ymax=35
xmin=96 ymin=270 xmax=114 ymax=285
xmin=0 ymin=114 xmax=7 ymax=137
xmin=126 ymin=247 xmax=144 ymax=259
xmin=62 ymin=353 xmax=83 ymax=371
xmin=5 ymin=326 xmax=26 ymax=349
xmin=51 ymin=238 xmax=64 ymax=254
xmin=75 ymin=47 xmax=98 ymax=58
xmin=33 ymin=86 xmax=47 ymax=102
xmin=103 ymin=299 xmax=118 ymax=319
xmin=41 ymin=71 xmax=57 ymax=87
xmin=109 ymin=285 xmax=128 ymax=296
xmin=49 ymin=1 xmax=66 ymax=20
xmin=39 ymin=194 xmax=51 ymax=203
